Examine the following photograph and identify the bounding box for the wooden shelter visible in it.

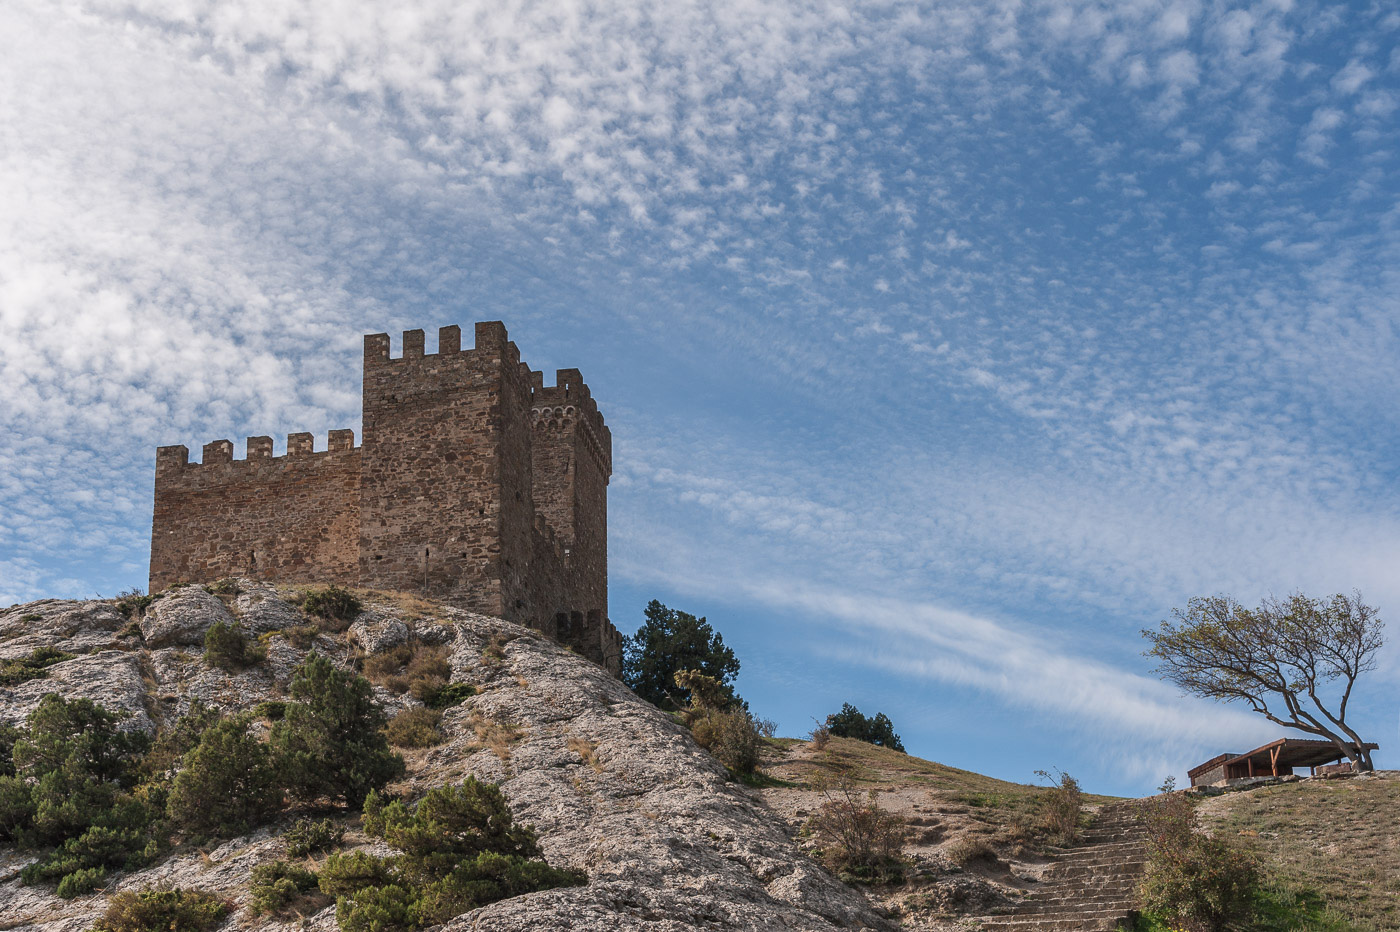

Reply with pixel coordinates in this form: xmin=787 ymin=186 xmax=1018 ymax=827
xmin=1188 ymin=738 xmax=1380 ymax=787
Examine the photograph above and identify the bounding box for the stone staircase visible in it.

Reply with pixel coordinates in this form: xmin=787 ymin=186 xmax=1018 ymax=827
xmin=975 ymin=801 xmax=1149 ymax=931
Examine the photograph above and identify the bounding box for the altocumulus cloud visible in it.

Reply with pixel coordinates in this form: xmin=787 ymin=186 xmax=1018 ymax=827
xmin=2 ymin=0 xmax=1399 ymax=788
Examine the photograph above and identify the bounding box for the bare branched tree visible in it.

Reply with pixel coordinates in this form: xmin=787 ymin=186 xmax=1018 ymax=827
xmin=1144 ymin=592 xmax=1383 ymax=771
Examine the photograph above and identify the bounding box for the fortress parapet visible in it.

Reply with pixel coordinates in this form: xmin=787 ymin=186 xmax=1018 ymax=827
xmin=150 ymin=321 xmax=619 ymax=675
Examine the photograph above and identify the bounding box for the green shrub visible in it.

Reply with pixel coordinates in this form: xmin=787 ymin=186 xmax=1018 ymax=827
xmin=139 ymin=701 xmax=221 ymax=782
xmin=0 ymin=646 xmax=74 ymax=686
xmin=202 ymin=622 xmax=266 ymax=671
xmin=804 ymin=775 xmax=907 ymax=883
xmin=252 ymin=700 xmax=287 ymax=721
xmin=284 ymin=817 xmax=345 ymax=857
xmin=319 ymin=850 xmax=397 ymax=896
xmin=5 ymin=694 xmax=161 ymax=893
xmin=302 ymin=587 xmax=362 ymax=629
xmin=270 ymin=654 xmax=404 ymax=805
xmin=167 ymin=715 xmax=280 ymax=837
xmin=249 ymin=860 xmax=320 ymax=914
xmin=114 ymin=589 xmax=154 ymax=619
xmin=0 ymin=722 xmax=17 ymax=776
xmin=824 ymin=703 xmax=905 ymax=752
xmin=90 ymin=888 xmax=229 ymax=932
xmin=321 ymin=779 xmax=585 ymax=931
xmin=420 ymin=681 xmax=474 ymax=710
xmin=55 ymin=865 xmax=106 ymax=897
xmin=0 ymin=774 xmax=36 ymax=839
xmin=22 ymin=810 xmax=161 ymax=891
xmin=1138 ymin=793 xmax=1260 ymax=932
xmin=335 ymin=883 xmax=416 ymax=932
xmin=205 ymin=578 xmax=240 ymax=596
xmin=386 ymin=708 xmax=443 ymax=748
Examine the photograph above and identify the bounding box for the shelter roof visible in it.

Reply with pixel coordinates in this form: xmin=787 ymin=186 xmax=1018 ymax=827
xmin=1189 ymin=738 xmax=1379 ymax=779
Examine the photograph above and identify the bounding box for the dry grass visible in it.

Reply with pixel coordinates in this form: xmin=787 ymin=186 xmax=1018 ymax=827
xmin=468 ymin=712 xmax=522 ymax=763
xmin=568 ymin=736 xmax=604 ymax=772
xmin=1197 ymin=775 xmax=1400 ymax=930
xmin=482 ymin=633 xmax=510 ymax=666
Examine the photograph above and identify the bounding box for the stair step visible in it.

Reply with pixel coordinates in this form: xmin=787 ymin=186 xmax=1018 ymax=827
xmin=971 ymin=804 xmax=1148 ymax=931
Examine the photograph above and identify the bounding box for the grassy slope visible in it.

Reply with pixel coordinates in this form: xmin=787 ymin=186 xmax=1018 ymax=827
xmin=763 ymin=736 xmax=1120 ymax=832
xmin=755 ymin=736 xmax=1125 ymax=928
xmin=1196 ymin=774 xmax=1400 ymax=931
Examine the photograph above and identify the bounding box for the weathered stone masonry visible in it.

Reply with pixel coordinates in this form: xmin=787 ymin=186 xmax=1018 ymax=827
xmin=150 ymin=321 xmax=621 ymax=675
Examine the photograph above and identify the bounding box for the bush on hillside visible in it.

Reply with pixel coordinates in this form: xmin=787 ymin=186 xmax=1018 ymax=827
xmin=945 ymin=835 xmax=999 ymax=868
xmin=804 ymin=774 xmax=907 ymax=883
xmin=167 ymin=714 xmax=281 ymax=838
xmin=202 ymin=621 xmax=266 ymax=671
xmin=0 ymin=646 xmax=74 ymax=687
xmin=114 ymin=589 xmax=154 ymax=620
xmin=90 ymin=888 xmax=229 ymax=932
xmin=386 ymin=707 xmax=444 ymax=748
xmin=417 ymin=681 xmax=474 ymax=710
xmin=1137 ymin=792 xmax=1260 ymax=932
xmin=138 ymin=701 xmax=221 ymax=783
xmin=284 ymin=817 xmax=345 ymax=858
xmin=2 ymin=694 xmax=161 ymax=894
xmin=362 ymin=644 xmax=414 ymax=691
xmin=689 ymin=707 xmax=762 ymax=775
xmin=320 ymin=779 xmax=584 ymax=931
xmin=825 ymin=703 xmax=905 ymax=752
xmin=301 ymin=587 xmax=362 ymax=629
xmin=249 ymin=860 xmax=322 ymax=915
xmin=674 ymin=670 xmax=762 ymax=776
xmin=270 ymin=653 xmax=404 ymax=805
xmin=1035 ymin=768 xmax=1083 ymax=845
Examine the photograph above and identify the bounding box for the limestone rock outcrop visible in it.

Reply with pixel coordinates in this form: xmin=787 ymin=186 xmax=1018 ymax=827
xmin=139 ymin=585 xmax=235 ymax=647
xmin=0 ymin=582 xmax=890 ymax=932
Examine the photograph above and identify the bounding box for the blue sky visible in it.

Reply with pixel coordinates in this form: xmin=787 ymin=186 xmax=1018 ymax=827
xmin=2 ymin=0 xmax=1397 ymax=796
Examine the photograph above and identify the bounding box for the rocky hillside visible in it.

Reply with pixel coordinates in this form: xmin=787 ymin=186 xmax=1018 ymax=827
xmin=0 ymin=581 xmax=891 ymax=932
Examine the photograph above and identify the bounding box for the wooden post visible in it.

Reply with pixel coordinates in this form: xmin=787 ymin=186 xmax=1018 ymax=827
xmin=1248 ymin=757 xmax=1255 ymax=777
xmin=1270 ymin=746 xmax=1280 ymax=777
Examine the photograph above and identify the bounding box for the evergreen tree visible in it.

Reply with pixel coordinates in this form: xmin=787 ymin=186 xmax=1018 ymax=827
xmin=168 ymin=714 xmax=280 ymax=837
xmin=825 ymin=703 xmax=905 ymax=752
xmin=270 ymin=654 xmax=404 ymax=805
xmin=622 ymin=601 xmax=740 ymax=709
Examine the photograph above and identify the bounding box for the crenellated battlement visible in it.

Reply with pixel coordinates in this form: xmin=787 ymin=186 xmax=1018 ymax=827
xmin=155 ymin=432 xmax=360 ymax=471
xmin=363 ymin=322 xmax=521 ymax=369
xmin=151 ymin=319 xmax=618 ymax=676
xmin=529 ymin=369 xmax=613 ymax=477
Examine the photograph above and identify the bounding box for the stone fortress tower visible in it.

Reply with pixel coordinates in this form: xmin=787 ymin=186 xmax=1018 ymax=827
xmin=149 ymin=321 xmax=621 ymax=674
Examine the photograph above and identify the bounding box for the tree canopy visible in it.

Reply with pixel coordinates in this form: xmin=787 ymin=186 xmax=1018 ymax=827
xmin=622 ymin=601 xmax=740 ymax=709
xmin=1144 ymin=591 xmax=1383 ymax=771
xmin=825 ymin=703 xmax=905 ymax=752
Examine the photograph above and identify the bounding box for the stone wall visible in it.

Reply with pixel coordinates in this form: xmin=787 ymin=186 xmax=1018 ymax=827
xmin=150 ymin=432 xmax=360 ymax=592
